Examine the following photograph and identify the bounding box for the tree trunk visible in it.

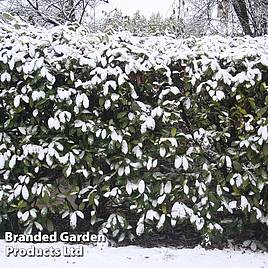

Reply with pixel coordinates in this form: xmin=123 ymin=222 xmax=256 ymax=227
xmin=232 ymin=0 xmax=253 ymax=36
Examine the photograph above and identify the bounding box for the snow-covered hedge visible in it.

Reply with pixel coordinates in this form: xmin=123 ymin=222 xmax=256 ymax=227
xmin=0 ymin=17 xmax=268 ymax=244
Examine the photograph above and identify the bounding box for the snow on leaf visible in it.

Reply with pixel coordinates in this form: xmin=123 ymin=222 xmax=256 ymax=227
xmin=170 ymin=86 xmax=180 ymax=95
xmin=1 ymin=72 xmax=11 ymax=82
xmin=112 ymin=229 xmax=120 ymax=238
xmin=32 ymin=91 xmax=45 ymax=101
xmin=111 ymin=93 xmax=119 ymax=102
xmin=14 ymin=184 xmax=22 ymax=197
xmin=110 ymin=188 xmax=117 ymax=197
xmin=101 ymin=129 xmax=107 ymax=139
xmin=118 ymin=166 xmax=124 ymax=177
xmin=145 ymin=116 xmax=155 ymax=130
xmin=136 ymin=223 xmax=144 ymax=236
xmin=29 ymin=209 xmax=37 ymax=218
xmin=69 ymin=153 xmax=75 ymax=165
xmin=9 ymin=155 xmax=16 ymax=169
xmin=34 ymin=222 xmax=43 ymax=231
xmin=152 ymin=159 xmax=158 ymax=168
xmin=22 ymin=185 xmax=29 ymax=200
xmin=209 ymin=90 xmax=215 ymax=97
xmin=157 ymin=194 xmax=166 ymax=204
xmin=146 ymin=158 xmax=152 ymax=170
xmin=171 ymin=202 xmax=187 ymax=219
xmin=62 ymin=211 xmax=69 ymax=219
xmin=70 ymin=212 xmax=77 ymax=229
xmin=160 ymin=147 xmax=166 ymax=157
xmin=22 ymin=211 xmax=29 ymax=222
xmin=110 ymin=130 xmax=118 ymax=141
xmin=36 ymin=57 xmax=44 ymax=68
xmin=76 ymin=211 xmax=84 ymax=219
xmin=184 ymin=98 xmax=191 ymax=110
xmin=70 ymin=71 xmax=75 ymax=81
xmin=261 ymin=55 xmax=268 ymax=67
xmin=216 ymin=90 xmax=225 ymax=101
xmin=183 ymin=184 xmax=189 ymax=195
xmin=59 ymin=153 xmax=69 ymax=165
xmin=18 ymin=127 xmax=26 ymax=135
xmin=118 ymin=74 xmax=125 ymax=85
xmin=0 ymin=155 xmax=5 ymax=169
xmin=229 ymin=201 xmax=237 ymax=209
xmin=156 ymin=214 xmax=166 ymax=229
xmin=121 ymin=140 xmax=128 ymax=154
xmin=261 ymin=126 xmax=268 ymax=140
xmin=0 ymin=72 xmax=5 ymax=82
xmin=226 ymin=156 xmax=232 ymax=169
xmin=104 ymin=99 xmax=111 ymax=110
xmin=9 ymin=59 xmax=15 ymax=70
xmin=241 ymin=196 xmax=251 ymax=211
xmin=48 ymin=118 xmax=55 ymax=129
xmin=46 ymin=154 xmax=53 ymax=166
xmin=171 ymin=219 xmax=177 ymax=227
xmin=14 ymin=95 xmax=21 ymax=108
xmin=216 ymin=185 xmax=222 ymax=196
xmin=146 ymin=210 xmax=160 ymax=221
xmin=82 ymin=94 xmax=89 ymax=109
xmin=182 ymin=156 xmax=189 ymax=171
xmin=96 ymin=129 xmax=102 ymax=138
xmin=66 ymin=165 xmax=72 ymax=177
xmin=138 ymin=180 xmax=145 ymax=194
xmin=46 ymin=72 xmax=55 ymax=84
xmin=125 ymin=166 xmax=130 ymax=175
xmin=174 ymin=156 xmax=182 ymax=169
xmin=250 ymin=241 xmax=257 ymax=252
xmin=126 ymin=180 xmax=132 ymax=195
xmin=195 ymin=217 xmax=205 ymax=231
xmin=164 ymin=181 xmax=172 ymax=194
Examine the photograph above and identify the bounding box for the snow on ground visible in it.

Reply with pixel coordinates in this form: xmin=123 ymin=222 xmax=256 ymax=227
xmin=0 ymin=240 xmax=267 ymax=268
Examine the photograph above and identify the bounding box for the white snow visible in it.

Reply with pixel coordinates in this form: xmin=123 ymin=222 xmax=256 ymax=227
xmin=0 ymin=240 xmax=267 ymax=268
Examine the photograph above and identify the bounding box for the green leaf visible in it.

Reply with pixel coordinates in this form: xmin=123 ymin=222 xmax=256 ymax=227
xmin=263 ymin=143 xmax=268 ymax=156
xmin=46 ymin=219 xmax=54 ymax=232
xmin=2 ymin=13 xmax=14 ymax=21
xmin=171 ymin=127 xmax=177 ymax=137
xmin=117 ymin=111 xmax=128 ymax=119
xmin=99 ymin=97 xmax=105 ymax=107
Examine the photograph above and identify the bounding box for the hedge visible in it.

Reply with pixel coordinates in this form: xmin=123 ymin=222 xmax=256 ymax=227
xmin=0 ymin=15 xmax=268 ymax=245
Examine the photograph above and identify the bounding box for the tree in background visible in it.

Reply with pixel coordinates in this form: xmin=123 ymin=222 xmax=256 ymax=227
xmin=99 ymin=9 xmax=184 ymax=36
xmin=148 ymin=12 xmax=184 ymax=35
xmin=2 ymin=0 xmax=108 ymax=26
xmin=172 ymin=0 xmax=268 ymax=36
xmin=241 ymin=0 xmax=268 ymax=36
xmin=127 ymin=11 xmax=148 ymax=34
xmin=218 ymin=0 xmax=268 ymax=36
xmin=1 ymin=0 xmax=267 ymax=36
xmin=98 ymin=9 xmax=128 ymax=32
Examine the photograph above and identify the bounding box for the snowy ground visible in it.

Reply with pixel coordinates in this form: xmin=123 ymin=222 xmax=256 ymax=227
xmin=0 ymin=240 xmax=267 ymax=268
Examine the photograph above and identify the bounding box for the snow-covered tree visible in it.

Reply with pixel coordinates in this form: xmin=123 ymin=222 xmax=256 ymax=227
xmin=98 ymin=10 xmax=184 ymax=36
xmin=172 ymin=0 xmax=268 ymax=36
xmin=2 ymin=0 xmax=109 ymax=26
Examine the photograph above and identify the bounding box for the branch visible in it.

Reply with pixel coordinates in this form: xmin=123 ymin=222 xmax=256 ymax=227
xmin=79 ymin=0 xmax=90 ymax=24
xmin=67 ymin=0 xmax=84 ymax=21
xmin=24 ymin=0 xmax=60 ymax=26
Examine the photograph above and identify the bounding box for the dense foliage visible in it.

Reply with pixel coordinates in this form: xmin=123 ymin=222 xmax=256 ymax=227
xmin=0 ymin=16 xmax=267 ymax=244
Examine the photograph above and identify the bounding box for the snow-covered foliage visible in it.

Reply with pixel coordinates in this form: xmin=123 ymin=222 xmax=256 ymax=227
xmin=0 ymin=16 xmax=267 ymax=243
xmin=99 ymin=10 xmax=183 ymax=36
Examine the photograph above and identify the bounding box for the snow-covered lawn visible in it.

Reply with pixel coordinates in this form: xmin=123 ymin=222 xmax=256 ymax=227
xmin=0 ymin=240 xmax=267 ymax=268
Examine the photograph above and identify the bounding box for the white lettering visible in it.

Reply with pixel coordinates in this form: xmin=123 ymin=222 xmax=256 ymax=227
xmin=5 ymin=246 xmax=14 ymax=256
xmin=5 ymin=232 xmax=13 ymax=242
